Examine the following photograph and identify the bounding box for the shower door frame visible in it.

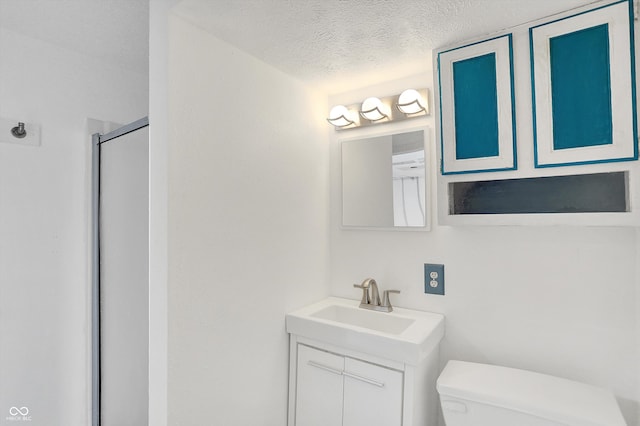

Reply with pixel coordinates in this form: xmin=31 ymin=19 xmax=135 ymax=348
xmin=91 ymin=116 xmax=149 ymax=426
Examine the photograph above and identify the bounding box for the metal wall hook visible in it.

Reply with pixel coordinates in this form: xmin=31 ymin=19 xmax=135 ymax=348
xmin=11 ymin=122 xmax=26 ymax=139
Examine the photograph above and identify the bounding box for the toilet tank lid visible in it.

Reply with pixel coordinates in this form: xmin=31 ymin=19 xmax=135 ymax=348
xmin=437 ymin=361 xmax=626 ymax=426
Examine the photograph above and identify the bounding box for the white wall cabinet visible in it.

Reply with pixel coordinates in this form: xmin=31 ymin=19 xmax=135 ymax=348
xmin=433 ymin=0 xmax=640 ymax=226
xmin=437 ymin=0 xmax=636 ymax=174
xmin=288 ymin=336 xmax=440 ymax=426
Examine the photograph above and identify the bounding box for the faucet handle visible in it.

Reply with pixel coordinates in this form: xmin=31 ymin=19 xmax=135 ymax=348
xmin=353 ymin=283 xmax=370 ymax=305
xmin=381 ymin=290 xmax=400 ymax=310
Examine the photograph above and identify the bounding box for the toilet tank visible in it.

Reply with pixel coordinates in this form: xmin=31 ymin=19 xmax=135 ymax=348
xmin=436 ymin=361 xmax=626 ymax=426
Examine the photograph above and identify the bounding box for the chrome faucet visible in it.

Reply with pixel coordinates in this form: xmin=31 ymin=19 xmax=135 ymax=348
xmin=353 ymin=278 xmax=400 ymax=312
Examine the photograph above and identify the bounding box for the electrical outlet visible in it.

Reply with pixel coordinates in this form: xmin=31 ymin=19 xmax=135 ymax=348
xmin=424 ymin=264 xmax=445 ymax=295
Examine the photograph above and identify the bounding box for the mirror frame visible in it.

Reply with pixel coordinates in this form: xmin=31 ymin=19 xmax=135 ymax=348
xmin=339 ymin=125 xmax=431 ymax=231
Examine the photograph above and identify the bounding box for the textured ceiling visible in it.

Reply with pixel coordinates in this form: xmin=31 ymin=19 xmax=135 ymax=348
xmin=173 ymin=0 xmax=596 ymax=93
xmin=0 ymin=0 xmax=149 ymax=74
xmin=0 ymin=0 xmax=600 ymax=91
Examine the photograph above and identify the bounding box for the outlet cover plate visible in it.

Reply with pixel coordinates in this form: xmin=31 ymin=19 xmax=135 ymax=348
xmin=424 ymin=263 xmax=445 ymax=295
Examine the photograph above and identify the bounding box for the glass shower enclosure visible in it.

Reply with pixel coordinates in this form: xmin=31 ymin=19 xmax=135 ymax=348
xmin=91 ymin=117 xmax=149 ymax=426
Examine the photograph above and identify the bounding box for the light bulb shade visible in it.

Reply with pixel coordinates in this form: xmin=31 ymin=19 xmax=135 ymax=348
xmin=360 ymin=97 xmax=389 ymax=121
xmin=327 ymin=105 xmax=356 ymax=127
xmin=397 ymin=89 xmax=426 ymax=115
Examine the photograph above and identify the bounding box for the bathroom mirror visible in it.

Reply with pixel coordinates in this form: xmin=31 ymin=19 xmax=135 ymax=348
xmin=341 ymin=129 xmax=427 ymax=229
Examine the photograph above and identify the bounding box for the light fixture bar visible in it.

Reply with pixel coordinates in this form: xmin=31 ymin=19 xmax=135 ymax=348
xmin=327 ymin=89 xmax=429 ymax=130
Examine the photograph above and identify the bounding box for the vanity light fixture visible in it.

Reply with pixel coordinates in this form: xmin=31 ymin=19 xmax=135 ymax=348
xmin=327 ymin=105 xmax=358 ymax=128
xmin=327 ymin=88 xmax=429 ymax=131
xmin=397 ymin=89 xmax=427 ymax=115
xmin=360 ymin=97 xmax=389 ymax=122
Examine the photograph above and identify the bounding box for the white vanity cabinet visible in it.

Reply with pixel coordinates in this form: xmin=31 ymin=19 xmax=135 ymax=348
xmin=295 ymin=344 xmax=403 ymax=426
xmin=286 ymin=297 xmax=445 ymax=426
xmin=287 ymin=336 xmax=441 ymax=426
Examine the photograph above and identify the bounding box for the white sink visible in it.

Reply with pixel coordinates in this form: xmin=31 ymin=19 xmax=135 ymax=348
xmin=286 ymin=297 xmax=444 ymax=365
xmin=311 ymin=304 xmax=415 ymax=334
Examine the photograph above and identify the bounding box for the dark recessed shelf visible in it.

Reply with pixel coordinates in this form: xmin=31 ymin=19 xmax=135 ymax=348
xmin=450 ymin=172 xmax=628 ymax=215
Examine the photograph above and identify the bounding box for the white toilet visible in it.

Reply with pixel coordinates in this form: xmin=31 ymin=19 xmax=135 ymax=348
xmin=437 ymin=360 xmax=626 ymax=426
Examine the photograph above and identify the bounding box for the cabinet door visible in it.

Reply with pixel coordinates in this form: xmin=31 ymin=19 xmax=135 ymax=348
xmin=295 ymin=345 xmax=344 ymax=426
xmin=342 ymin=358 xmax=403 ymax=426
xmin=437 ymin=34 xmax=517 ymax=174
xmin=530 ymin=0 xmax=637 ymax=167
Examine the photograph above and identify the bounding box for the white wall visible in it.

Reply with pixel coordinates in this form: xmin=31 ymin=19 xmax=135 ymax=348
xmin=0 ymin=27 xmax=147 ymax=425
xmin=166 ymin=15 xmax=330 ymax=425
xmin=329 ymin=75 xmax=640 ymax=425
xmin=151 ymin=3 xmax=640 ymax=426
xmin=149 ymin=2 xmax=181 ymax=425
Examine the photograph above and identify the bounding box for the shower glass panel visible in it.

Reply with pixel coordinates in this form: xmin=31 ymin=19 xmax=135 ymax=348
xmin=94 ymin=120 xmax=148 ymax=426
